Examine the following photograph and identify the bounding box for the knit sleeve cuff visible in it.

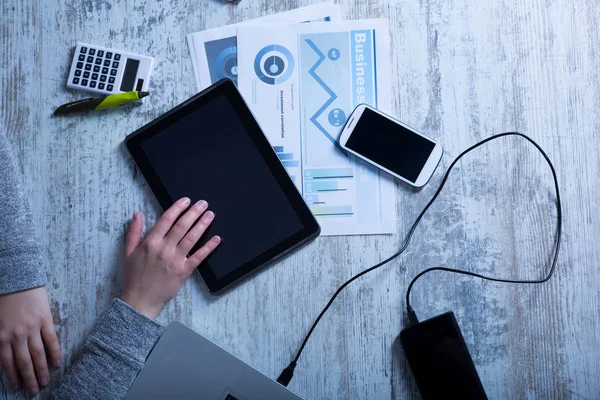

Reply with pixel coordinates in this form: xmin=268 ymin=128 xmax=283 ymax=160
xmin=90 ymin=299 xmax=165 ymax=364
xmin=0 ymin=245 xmax=46 ymax=295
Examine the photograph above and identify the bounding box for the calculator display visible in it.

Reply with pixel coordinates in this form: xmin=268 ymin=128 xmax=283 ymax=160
xmin=120 ymin=59 xmax=140 ymax=92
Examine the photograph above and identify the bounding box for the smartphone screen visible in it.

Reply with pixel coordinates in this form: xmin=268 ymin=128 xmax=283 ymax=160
xmin=345 ymin=108 xmax=436 ymax=183
xmin=400 ymin=312 xmax=488 ymax=399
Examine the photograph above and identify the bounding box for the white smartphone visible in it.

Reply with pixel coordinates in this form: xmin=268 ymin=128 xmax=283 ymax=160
xmin=339 ymin=105 xmax=443 ymax=187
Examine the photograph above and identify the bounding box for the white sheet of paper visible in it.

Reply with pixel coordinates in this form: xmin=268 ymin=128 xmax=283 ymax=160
xmin=187 ymin=2 xmax=342 ymax=91
xmin=237 ymin=20 xmax=396 ymax=236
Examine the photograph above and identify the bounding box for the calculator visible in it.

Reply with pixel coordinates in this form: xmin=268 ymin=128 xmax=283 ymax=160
xmin=67 ymin=42 xmax=155 ymax=95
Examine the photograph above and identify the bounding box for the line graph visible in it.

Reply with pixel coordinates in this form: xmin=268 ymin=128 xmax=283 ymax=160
xmin=305 ymin=39 xmax=338 ymax=145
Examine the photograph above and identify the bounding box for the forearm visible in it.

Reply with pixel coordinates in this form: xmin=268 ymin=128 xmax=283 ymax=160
xmin=51 ymin=299 xmax=164 ymax=400
xmin=0 ymin=129 xmax=46 ymax=294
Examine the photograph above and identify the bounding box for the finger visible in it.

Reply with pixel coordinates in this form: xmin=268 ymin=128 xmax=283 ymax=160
xmin=125 ymin=212 xmax=144 ymax=257
xmin=42 ymin=321 xmax=62 ymax=368
xmin=178 ymin=210 xmax=214 ymax=256
xmin=0 ymin=344 xmax=21 ymax=391
xmin=147 ymin=197 xmax=190 ymax=240
xmin=166 ymin=200 xmax=208 ymax=247
xmin=28 ymin=334 xmax=49 ymax=388
xmin=186 ymin=235 xmax=222 ymax=271
xmin=13 ymin=337 xmax=39 ymax=396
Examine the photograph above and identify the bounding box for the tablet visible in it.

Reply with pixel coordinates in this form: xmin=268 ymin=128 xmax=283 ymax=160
xmin=126 ymin=79 xmax=320 ymax=294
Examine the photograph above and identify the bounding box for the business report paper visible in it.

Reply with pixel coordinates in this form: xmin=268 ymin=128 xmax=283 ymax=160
xmin=187 ymin=2 xmax=341 ymax=91
xmin=237 ymin=20 xmax=396 ymax=235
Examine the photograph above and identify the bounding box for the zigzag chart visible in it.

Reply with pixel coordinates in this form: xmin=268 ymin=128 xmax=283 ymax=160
xmin=305 ymin=39 xmax=339 ymax=146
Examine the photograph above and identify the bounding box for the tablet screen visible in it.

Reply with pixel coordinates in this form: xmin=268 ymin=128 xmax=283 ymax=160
xmin=140 ymin=93 xmax=305 ymax=279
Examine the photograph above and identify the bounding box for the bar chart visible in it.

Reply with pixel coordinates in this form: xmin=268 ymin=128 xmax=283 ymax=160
xmin=303 ymin=167 xmax=355 ymax=217
xmin=274 ymin=145 xmax=300 ymax=183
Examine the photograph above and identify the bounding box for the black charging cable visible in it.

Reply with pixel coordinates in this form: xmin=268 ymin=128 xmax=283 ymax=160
xmin=277 ymin=132 xmax=562 ymax=386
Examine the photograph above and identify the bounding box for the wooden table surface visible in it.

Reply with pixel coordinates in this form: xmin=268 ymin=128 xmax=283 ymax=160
xmin=2 ymin=0 xmax=599 ymax=399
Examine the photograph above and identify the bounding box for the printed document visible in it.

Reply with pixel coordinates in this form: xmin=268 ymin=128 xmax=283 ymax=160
xmin=187 ymin=2 xmax=341 ymax=91
xmin=237 ymin=20 xmax=396 ymax=235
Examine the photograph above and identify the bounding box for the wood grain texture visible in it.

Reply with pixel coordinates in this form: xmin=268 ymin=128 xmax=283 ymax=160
xmin=1 ymin=0 xmax=599 ymax=398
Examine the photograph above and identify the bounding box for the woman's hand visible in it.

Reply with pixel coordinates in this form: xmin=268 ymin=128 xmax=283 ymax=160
xmin=0 ymin=287 xmax=62 ymax=396
xmin=121 ymin=197 xmax=221 ymax=319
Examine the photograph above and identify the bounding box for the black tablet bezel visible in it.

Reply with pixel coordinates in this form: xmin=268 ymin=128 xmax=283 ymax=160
xmin=125 ymin=79 xmax=320 ymax=294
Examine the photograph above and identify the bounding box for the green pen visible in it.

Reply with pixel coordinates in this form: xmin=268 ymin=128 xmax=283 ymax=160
xmin=53 ymin=91 xmax=149 ymax=115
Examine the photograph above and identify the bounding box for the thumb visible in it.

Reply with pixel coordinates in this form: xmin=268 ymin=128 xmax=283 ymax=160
xmin=125 ymin=212 xmax=143 ymax=257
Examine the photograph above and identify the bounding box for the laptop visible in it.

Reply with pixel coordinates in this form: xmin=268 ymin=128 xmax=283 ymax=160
xmin=124 ymin=322 xmax=304 ymax=400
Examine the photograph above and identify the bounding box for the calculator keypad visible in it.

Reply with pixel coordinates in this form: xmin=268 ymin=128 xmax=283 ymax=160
xmin=72 ymin=45 xmax=123 ymax=93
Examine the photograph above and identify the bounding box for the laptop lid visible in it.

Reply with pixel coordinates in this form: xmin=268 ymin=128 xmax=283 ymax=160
xmin=124 ymin=322 xmax=303 ymax=400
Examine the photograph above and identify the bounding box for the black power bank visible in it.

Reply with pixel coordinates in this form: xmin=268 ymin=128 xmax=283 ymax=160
xmin=400 ymin=312 xmax=488 ymax=399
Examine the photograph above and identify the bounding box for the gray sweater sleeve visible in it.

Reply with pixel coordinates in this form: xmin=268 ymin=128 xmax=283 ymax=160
xmin=51 ymin=299 xmax=165 ymax=399
xmin=1 ymin=131 xmax=164 ymax=398
xmin=0 ymin=130 xmax=46 ymax=294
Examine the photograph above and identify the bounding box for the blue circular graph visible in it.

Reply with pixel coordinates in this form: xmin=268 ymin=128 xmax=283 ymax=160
xmin=254 ymin=44 xmax=295 ymax=85
xmin=214 ymin=46 xmax=238 ymax=82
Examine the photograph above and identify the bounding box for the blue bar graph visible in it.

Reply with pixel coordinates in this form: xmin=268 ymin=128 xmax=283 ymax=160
xmin=303 ymin=168 xmax=354 ymax=218
xmin=304 ymin=180 xmax=344 ymax=193
xmin=304 ymin=167 xmax=354 ymax=180
xmin=304 ymin=194 xmax=325 ymax=206
xmin=282 ymin=160 xmax=299 ymax=168
xmin=274 ymin=146 xmax=300 ymax=170
xmin=277 ymin=153 xmax=294 ymax=161
xmin=310 ymin=205 xmax=353 ymax=216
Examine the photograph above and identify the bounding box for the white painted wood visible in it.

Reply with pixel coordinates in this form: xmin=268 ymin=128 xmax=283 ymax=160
xmin=1 ymin=0 xmax=599 ymax=398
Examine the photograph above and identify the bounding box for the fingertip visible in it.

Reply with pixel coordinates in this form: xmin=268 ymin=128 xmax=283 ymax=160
xmin=132 ymin=212 xmax=144 ymax=228
xmin=54 ymin=358 xmax=62 ymax=367
xmin=212 ymin=235 xmax=222 ymax=245
xmin=180 ymin=197 xmax=191 ymax=206
xmin=196 ymin=200 xmax=208 ymax=210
